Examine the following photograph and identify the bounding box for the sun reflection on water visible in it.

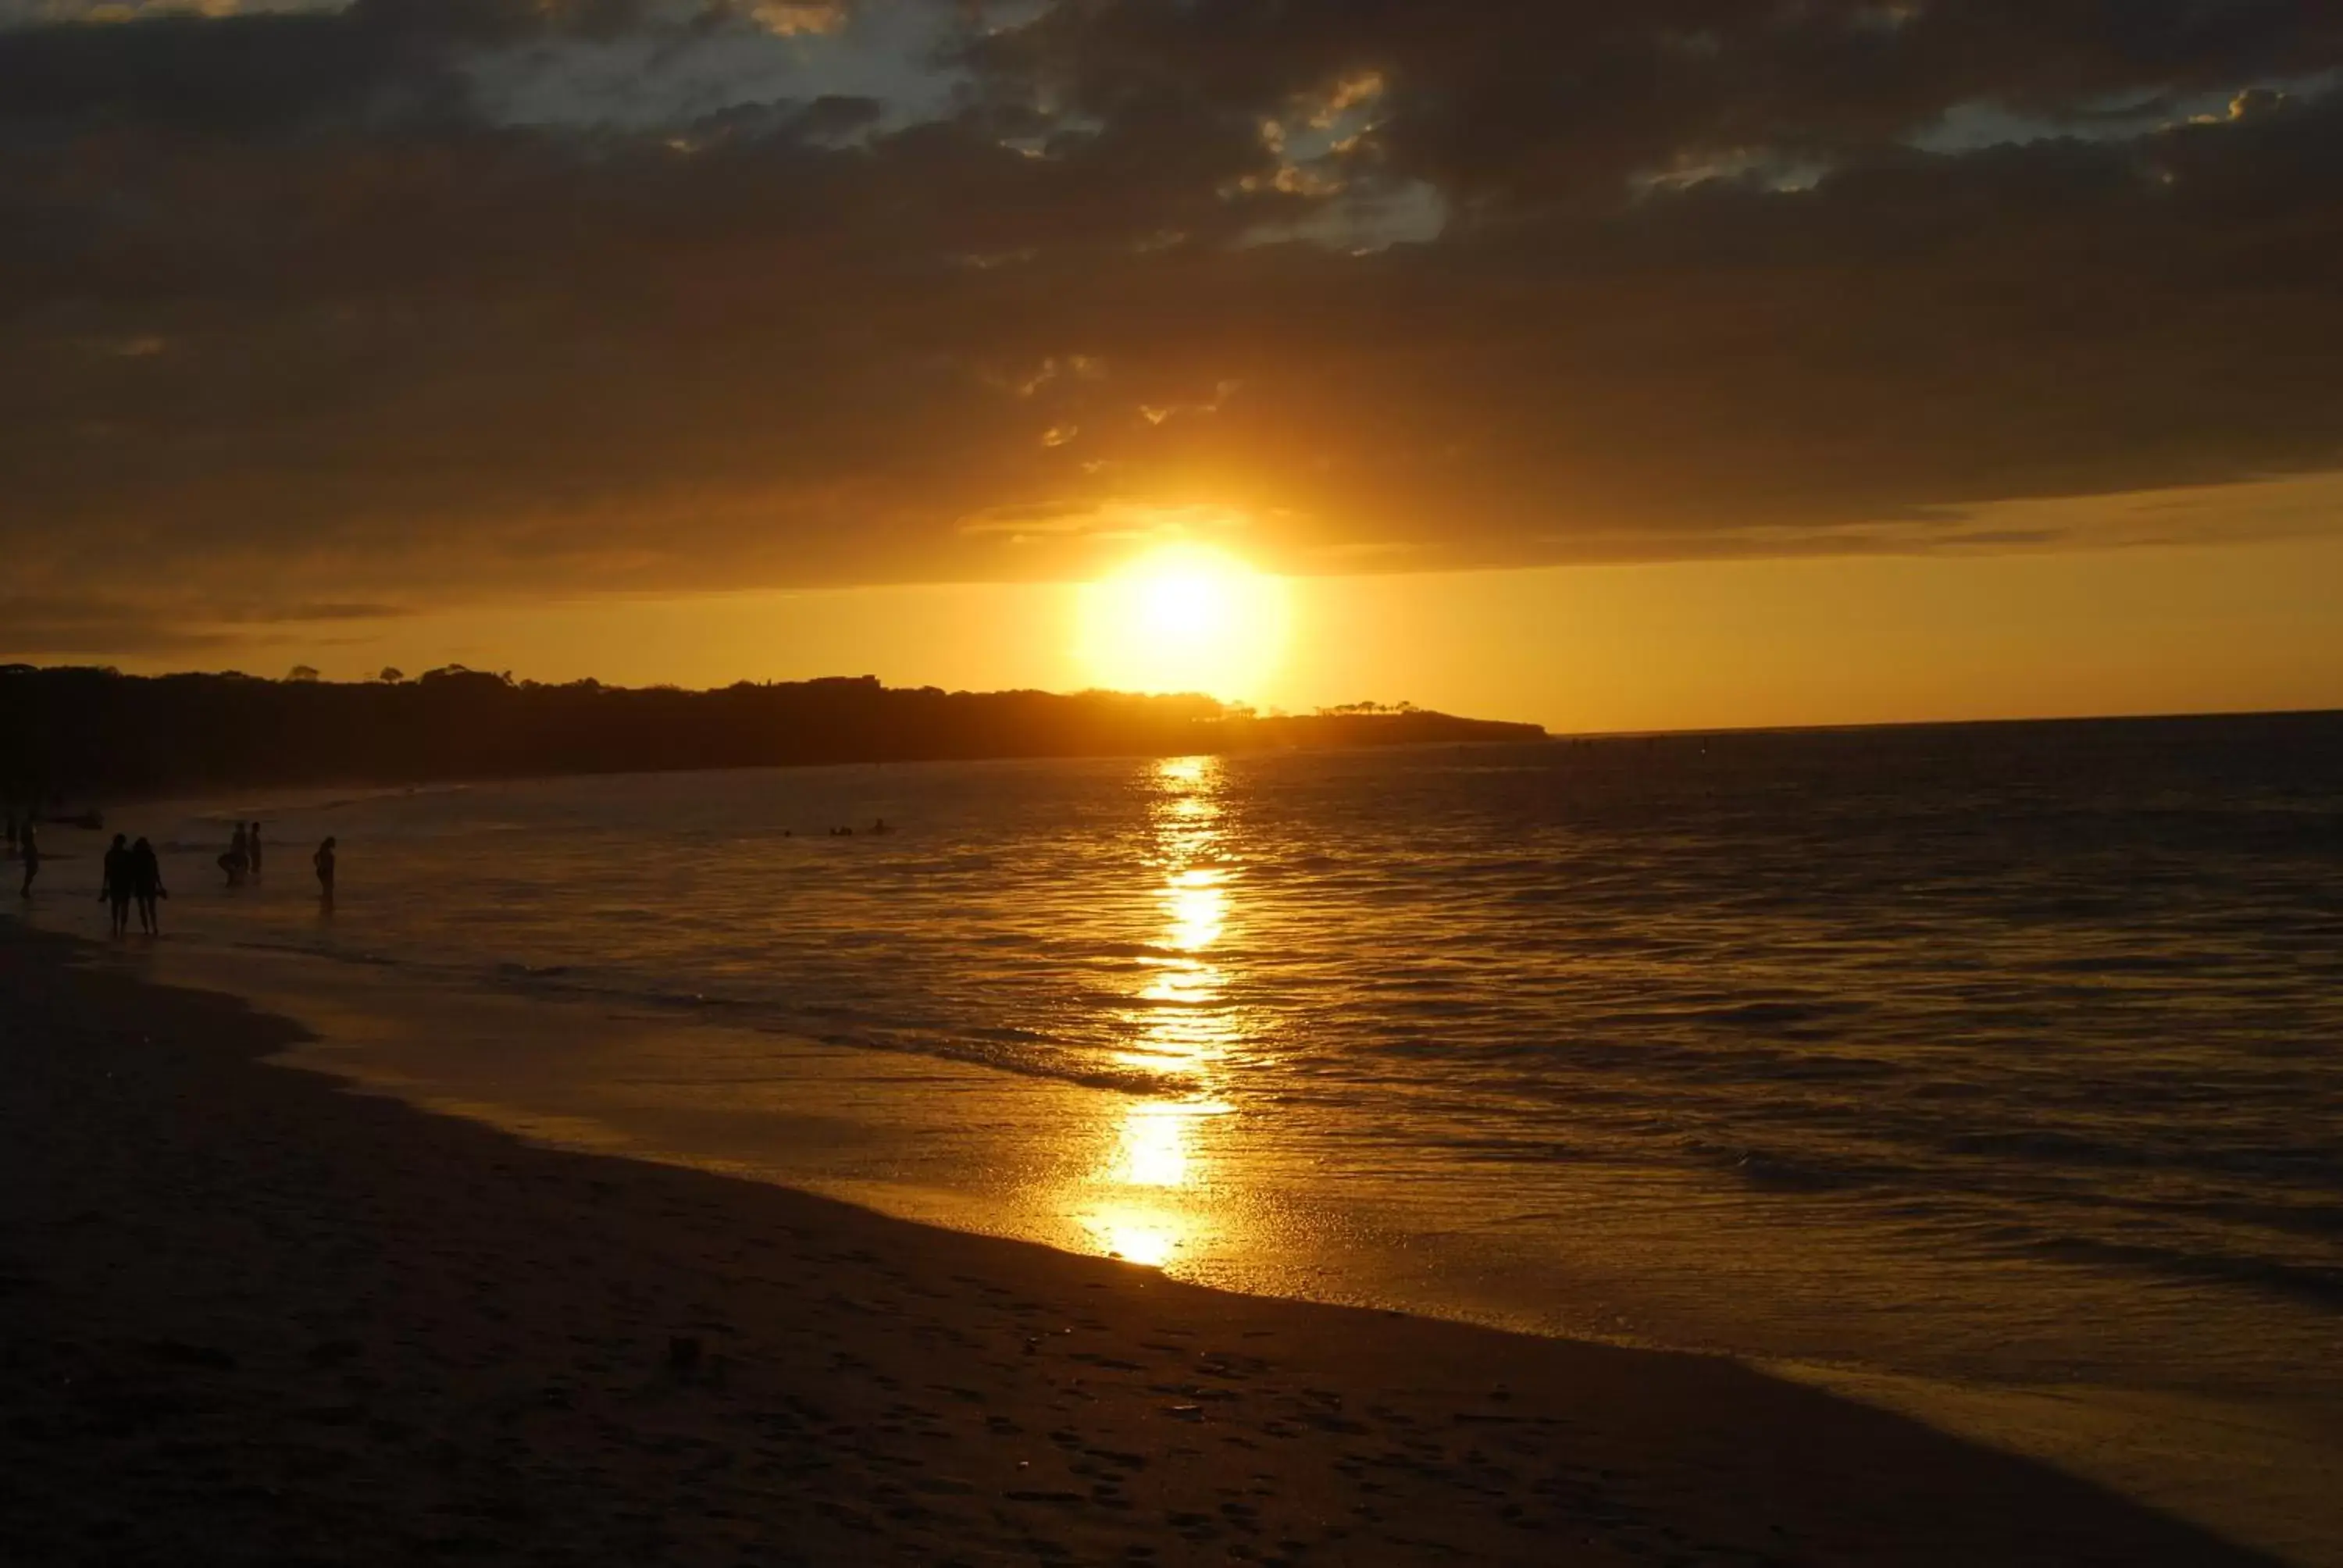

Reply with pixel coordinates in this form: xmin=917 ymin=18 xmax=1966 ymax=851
xmin=1119 ymin=1099 xmax=1196 ymax=1187
xmin=1164 ymin=868 xmax=1225 ymax=953
xmin=1069 ymin=755 xmax=1244 ymax=1268
xmin=1079 ymin=1098 xmax=1233 ymax=1266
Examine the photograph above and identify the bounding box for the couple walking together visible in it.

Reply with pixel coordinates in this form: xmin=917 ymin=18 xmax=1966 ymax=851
xmin=97 ymin=836 xmax=168 ymax=935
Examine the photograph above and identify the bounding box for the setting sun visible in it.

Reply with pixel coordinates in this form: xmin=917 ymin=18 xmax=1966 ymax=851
xmin=1074 ymin=545 xmax=1289 ymax=699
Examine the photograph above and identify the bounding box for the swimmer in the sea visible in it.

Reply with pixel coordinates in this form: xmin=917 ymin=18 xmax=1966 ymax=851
xmin=219 ymin=822 xmax=249 ymax=886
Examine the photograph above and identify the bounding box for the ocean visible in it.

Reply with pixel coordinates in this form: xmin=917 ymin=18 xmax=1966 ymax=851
xmin=21 ymin=710 xmax=2343 ymax=1527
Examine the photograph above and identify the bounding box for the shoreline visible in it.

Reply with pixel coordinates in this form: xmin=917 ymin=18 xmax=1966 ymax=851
xmin=131 ymin=913 xmax=2343 ymax=1567
xmin=0 ymin=919 xmax=2281 ymax=1564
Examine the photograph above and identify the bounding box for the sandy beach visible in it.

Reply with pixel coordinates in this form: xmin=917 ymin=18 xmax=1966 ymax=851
xmin=0 ymin=921 xmax=2276 ymax=1566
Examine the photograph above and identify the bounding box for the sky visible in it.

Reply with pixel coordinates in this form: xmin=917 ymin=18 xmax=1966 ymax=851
xmin=4 ymin=0 xmax=2341 ymax=730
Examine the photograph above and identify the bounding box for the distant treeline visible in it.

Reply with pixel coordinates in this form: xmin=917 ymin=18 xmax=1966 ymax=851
xmin=0 ymin=665 xmax=1545 ymax=800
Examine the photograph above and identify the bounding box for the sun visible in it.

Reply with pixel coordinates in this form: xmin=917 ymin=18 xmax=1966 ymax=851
xmin=1075 ymin=544 xmax=1289 ymax=698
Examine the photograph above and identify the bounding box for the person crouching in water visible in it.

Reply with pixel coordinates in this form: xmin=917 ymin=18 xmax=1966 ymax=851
xmin=219 ymin=822 xmax=249 ymax=886
xmin=313 ymin=836 xmax=336 ymax=908
xmin=99 ymin=832 xmax=133 ymax=936
xmin=130 ymin=837 xmax=167 ymax=935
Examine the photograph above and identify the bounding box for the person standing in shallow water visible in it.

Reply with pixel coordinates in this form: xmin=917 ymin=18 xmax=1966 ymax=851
xmin=17 ymin=820 xmax=37 ymax=897
xmin=248 ymin=821 xmax=263 ymax=878
xmin=99 ymin=832 xmax=132 ymax=936
xmin=130 ymin=836 xmax=166 ymax=935
xmin=313 ymin=836 xmax=335 ymax=909
xmin=219 ymin=822 xmax=249 ymax=886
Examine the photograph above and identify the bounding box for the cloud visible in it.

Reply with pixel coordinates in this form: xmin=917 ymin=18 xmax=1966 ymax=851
xmin=0 ymin=592 xmax=408 ymax=657
xmin=2 ymin=0 xmax=2342 ymax=650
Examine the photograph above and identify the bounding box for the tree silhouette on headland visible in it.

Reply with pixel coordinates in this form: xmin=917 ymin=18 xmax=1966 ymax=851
xmin=0 ymin=666 xmax=1542 ymax=800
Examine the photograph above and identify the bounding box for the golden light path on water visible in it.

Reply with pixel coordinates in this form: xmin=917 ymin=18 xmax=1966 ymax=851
xmin=1071 ymin=756 xmax=1238 ymax=1268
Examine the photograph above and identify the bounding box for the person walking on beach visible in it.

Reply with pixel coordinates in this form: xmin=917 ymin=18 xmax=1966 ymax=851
xmin=248 ymin=821 xmax=263 ymax=878
xmin=219 ymin=823 xmax=249 ymax=886
xmin=17 ymin=819 xmax=37 ymax=897
xmin=313 ymin=836 xmax=336 ymax=908
xmin=99 ymin=832 xmax=133 ymax=936
xmin=130 ymin=836 xmax=166 ymax=935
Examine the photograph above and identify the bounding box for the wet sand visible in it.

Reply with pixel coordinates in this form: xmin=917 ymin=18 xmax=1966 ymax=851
xmin=0 ymin=923 xmax=2276 ymax=1565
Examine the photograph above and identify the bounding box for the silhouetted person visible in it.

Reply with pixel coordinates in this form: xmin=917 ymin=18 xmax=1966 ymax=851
xmin=99 ymin=832 xmax=132 ymax=935
xmin=17 ymin=821 xmax=37 ymax=897
xmin=219 ymin=822 xmax=249 ymax=886
xmin=248 ymin=821 xmax=263 ymax=877
xmin=313 ymin=836 xmax=336 ymax=908
xmin=872 ymin=818 xmax=891 ymax=835
xmin=130 ymin=837 xmax=166 ymax=935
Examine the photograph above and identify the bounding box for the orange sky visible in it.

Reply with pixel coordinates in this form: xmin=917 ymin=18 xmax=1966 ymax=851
xmin=180 ymin=493 xmax=2343 ymax=734
xmin=9 ymin=4 xmax=2343 ymax=729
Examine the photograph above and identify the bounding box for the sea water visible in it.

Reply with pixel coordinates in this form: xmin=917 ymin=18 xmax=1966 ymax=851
xmin=24 ymin=711 xmax=2343 ymax=1546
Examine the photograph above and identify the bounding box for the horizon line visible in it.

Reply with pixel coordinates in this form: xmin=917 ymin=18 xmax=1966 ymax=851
xmin=6 ymin=661 xmax=2338 ymax=744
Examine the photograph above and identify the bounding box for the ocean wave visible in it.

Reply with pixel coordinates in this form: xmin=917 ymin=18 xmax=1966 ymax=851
xmin=2011 ymin=1231 xmax=2343 ymax=1309
xmin=1065 ymin=940 xmax=1191 ymax=960
xmin=1687 ymin=1142 xmax=1883 ymax=1194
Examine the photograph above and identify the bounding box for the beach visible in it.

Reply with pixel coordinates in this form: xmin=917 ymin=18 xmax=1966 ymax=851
xmin=0 ymin=921 xmax=2274 ymax=1566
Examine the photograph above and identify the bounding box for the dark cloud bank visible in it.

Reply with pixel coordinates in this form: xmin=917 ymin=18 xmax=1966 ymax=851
xmin=4 ymin=0 xmax=2341 ymax=649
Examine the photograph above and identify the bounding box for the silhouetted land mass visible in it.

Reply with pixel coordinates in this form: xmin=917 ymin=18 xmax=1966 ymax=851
xmin=0 ymin=665 xmax=1544 ymax=799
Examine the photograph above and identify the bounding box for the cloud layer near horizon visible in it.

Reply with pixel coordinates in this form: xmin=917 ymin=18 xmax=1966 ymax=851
xmin=5 ymin=0 xmax=2342 ymax=649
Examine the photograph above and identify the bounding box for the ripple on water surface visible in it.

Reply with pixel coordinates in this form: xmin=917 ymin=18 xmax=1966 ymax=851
xmin=48 ymin=712 xmax=2343 ymax=1421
